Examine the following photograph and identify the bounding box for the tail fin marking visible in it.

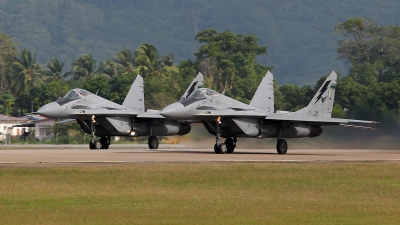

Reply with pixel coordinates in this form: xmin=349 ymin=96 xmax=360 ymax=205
xmin=295 ymin=71 xmax=337 ymax=119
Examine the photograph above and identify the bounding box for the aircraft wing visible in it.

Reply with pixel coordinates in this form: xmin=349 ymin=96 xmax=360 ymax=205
xmin=265 ymin=113 xmax=379 ymax=128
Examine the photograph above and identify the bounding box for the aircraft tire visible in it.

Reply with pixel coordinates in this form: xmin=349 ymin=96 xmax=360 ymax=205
xmin=89 ymin=141 xmax=95 ymax=149
xmin=214 ymin=143 xmax=221 ymax=154
xmin=276 ymin=139 xmax=288 ymax=154
xmin=148 ymin=136 xmax=159 ymax=149
xmin=225 ymin=138 xmax=235 ymax=153
xmin=219 ymin=143 xmax=227 ymax=154
xmin=100 ymin=137 xmax=109 ymax=149
xmin=93 ymin=140 xmax=102 ymax=149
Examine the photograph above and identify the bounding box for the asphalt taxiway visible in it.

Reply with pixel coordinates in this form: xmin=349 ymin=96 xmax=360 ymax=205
xmin=1 ymin=144 xmax=399 ymax=166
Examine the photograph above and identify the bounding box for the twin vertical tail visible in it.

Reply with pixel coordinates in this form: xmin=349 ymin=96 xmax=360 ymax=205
xmin=122 ymin=74 xmax=145 ymax=113
xmin=250 ymin=71 xmax=274 ymax=113
xmin=295 ymin=71 xmax=337 ymax=118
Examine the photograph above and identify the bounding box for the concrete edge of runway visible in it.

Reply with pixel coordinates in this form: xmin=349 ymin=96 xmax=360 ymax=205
xmin=1 ymin=160 xmax=400 ymax=168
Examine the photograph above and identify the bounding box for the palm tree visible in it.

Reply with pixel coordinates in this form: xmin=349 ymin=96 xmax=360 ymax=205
xmin=134 ymin=43 xmax=162 ymax=77
xmin=98 ymin=59 xmax=122 ymax=78
xmin=45 ymin=58 xmax=65 ymax=81
xmin=10 ymin=49 xmax=44 ymax=96
xmin=161 ymin=53 xmax=174 ymax=67
xmin=114 ymin=49 xmax=135 ymax=73
xmin=71 ymin=54 xmax=98 ymax=80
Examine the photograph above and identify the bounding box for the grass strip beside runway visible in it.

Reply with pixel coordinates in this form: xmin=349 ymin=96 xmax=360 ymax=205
xmin=0 ymin=163 xmax=399 ymax=224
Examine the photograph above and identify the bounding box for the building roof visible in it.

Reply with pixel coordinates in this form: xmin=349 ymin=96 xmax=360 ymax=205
xmin=0 ymin=114 xmax=30 ymax=123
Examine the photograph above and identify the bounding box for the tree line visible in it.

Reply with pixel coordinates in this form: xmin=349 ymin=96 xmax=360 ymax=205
xmin=1 ymin=17 xmax=400 ymax=122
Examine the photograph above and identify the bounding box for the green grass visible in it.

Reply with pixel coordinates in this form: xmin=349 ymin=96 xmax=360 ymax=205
xmin=0 ymin=163 xmax=399 ymax=224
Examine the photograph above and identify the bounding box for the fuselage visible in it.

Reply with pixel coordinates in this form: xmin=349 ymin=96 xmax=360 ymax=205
xmin=38 ymin=88 xmax=191 ymax=138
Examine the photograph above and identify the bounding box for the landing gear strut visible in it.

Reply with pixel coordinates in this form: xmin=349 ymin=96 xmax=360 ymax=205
xmin=89 ymin=116 xmax=100 ymax=149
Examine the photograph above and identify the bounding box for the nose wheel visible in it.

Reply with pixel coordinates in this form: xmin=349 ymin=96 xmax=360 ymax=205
xmin=225 ymin=137 xmax=236 ymax=153
xmin=214 ymin=143 xmax=227 ymax=154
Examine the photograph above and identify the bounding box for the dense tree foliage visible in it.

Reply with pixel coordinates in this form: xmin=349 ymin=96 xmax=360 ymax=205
xmin=334 ymin=17 xmax=400 ymax=112
xmin=194 ymin=29 xmax=271 ymax=102
xmin=2 ymin=1 xmax=400 ymax=85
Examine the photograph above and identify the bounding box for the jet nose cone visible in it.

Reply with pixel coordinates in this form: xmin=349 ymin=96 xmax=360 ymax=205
xmin=37 ymin=102 xmax=62 ymax=118
xmin=161 ymin=102 xmax=186 ymax=119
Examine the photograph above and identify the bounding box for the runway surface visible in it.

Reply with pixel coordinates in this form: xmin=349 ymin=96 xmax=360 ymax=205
xmin=1 ymin=144 xmax=399 ymax=166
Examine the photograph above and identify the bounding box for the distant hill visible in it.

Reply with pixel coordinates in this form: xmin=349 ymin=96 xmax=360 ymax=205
xmin=1 ymin=0 xmax=400 ymax=85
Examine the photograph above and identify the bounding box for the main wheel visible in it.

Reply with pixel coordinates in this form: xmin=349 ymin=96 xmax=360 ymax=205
xmin=225 ymin=137 xmax=235 ymax=153
xmin=276 ymin=139 xmax=288 ymax=154
xmin=89 ymin=141 xmax=95 ymax=149
xmin=214 ymin=143 xmax=221 ymax=154
xmin=100 ymin=137 xmax=109 ymax=149
xmin=148 ymin=136 xmax=159 ymax=149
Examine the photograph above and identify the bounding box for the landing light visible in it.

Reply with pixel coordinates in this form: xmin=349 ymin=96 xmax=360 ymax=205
xmin=130 ymin=131 xmax=136 ymax=136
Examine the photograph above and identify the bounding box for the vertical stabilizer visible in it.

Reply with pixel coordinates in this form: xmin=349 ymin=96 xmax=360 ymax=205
xmin=295 ymin=71 xmax=337 ymax=118
xmin=180 ymin=72 xmax=204 ymax=101
xmin=122 ymin=74 xmax=145 ymax=112
xmin=249 ymin=71 xmax=274 ymax=113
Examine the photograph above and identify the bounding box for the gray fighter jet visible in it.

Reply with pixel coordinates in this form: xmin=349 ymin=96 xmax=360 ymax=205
xmin=37 ymin=73 xmax=203 ymax=149
xmin=161 ymin=71 xmax=379 ymax=154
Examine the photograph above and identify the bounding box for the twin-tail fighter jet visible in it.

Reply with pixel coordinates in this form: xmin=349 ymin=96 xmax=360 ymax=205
xmin=38 ymin=73 xmax=204 ymax=149
xmin=161 ymin=71 xmax=379 ymax=154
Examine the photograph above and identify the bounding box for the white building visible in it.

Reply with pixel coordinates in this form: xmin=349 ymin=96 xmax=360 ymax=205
xmin=0 ymin=114 xmax=55 ymax=143
xmin=0 ymin=114 xmax=31 ymax=136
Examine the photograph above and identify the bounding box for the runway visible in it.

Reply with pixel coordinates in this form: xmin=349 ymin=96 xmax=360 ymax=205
xmin=1 ymin=144 xmax=399 ymax=166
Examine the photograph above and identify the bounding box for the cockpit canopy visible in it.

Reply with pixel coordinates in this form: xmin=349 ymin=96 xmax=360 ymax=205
xmin=63 ymin=89 xmax=92 ymax=99
xmin=56 ymin=89 xmax=93 ymax=106
xmin=188 ymin=88 xmax=219 ymax=100
xmin=179 ymin=88 xmax=219 ymax=106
